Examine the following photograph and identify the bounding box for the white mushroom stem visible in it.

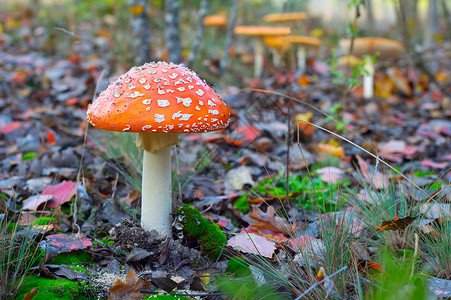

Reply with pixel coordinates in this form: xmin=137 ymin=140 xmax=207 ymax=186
xmin=363 ymin=56 xmax=375 ymax=99
xmin=254 ymin=39 xmax=264 ymax=78
xmin=136 ymin=132 xmax=179 ymax=236
xmin=271 ymin=49 xmax=281 ymax=67
xmin=296 ymin=46 xmax=306 ymax=71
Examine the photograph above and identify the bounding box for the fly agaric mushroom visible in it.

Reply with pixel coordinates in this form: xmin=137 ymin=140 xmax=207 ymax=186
xmin=287 ymin=35 xmax=322 ymax=72
xmin=234 ymin=26 xmax=291 ymax=78
xmin=87 ymin=61 xmax=230 ymax=236
xmin=263 ymin=12 xmax=308 ymax=34
xmin=263 ymin=36 xmax=291 ymax=67
xmin=339 ymin=37 xmax=405 ymax=99
xmin=204 ymin=15 xmax=227 ymax=28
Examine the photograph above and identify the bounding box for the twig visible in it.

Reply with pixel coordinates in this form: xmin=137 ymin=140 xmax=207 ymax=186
xmin=294 ymin=266 xmax=348 ymax=299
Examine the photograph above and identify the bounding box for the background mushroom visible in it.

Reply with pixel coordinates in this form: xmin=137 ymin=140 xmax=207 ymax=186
xmin=287 ymin=35 xmax=322 ymax=72
xmin=263 ymin=12 xmax=308 ymax=34
xmin=339 ymin=37 xmax=405 ymax=98
xmin=87 ymin=61 xmax=230 ymax=236
xmin=234 ymin=26 xmax=291 ymax=78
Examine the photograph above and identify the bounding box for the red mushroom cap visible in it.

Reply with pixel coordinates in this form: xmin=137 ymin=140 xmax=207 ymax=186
xmin=87 ymin=61 xmax=230 ymax=133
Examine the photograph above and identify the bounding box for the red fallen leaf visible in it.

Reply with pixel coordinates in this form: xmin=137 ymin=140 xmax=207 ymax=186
xmin=227 ymin=233 xmax=276 ymax=258
xmin=241 ymin=226 xmax=288 ymax=242
xmin=356 ymin=155 xmax=388 ymax=189
xmin=23 ymin=288 xmax=38 ymax=300
xmin=42 ymin=181 xmax=78 ymax=208
xmin=374 ymin=216 xmax=418 ymax=231
xmin=236 ymin=125 xmax=260 ymax=142
xmin=46 ymin=129 xmax=56 ymax=144
xmin=203 ymin=134 xmax=244 ymax=147
xmin=287 ymin=234 xmax=315 ymax=250
xmin=421 ymin=159 xmax=448 ymax=169
xmin=0 ymin=121 xmax=22 ymax=134
xmin=203 ymin=215 xmax=233 ymax=229
xmin=315 ymin=167 xmax=344 ymax=184
xmin=41 ymin=233 xmax=92 ymax=262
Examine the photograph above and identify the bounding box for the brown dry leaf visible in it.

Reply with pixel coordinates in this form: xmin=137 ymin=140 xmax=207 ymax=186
xmin=249 ymin=205 xmax=295 ymax=236
xmin=108 ymin=269 xmax=152 ymax=300
xmin=23 ymin=288 xmax=38 ymax=300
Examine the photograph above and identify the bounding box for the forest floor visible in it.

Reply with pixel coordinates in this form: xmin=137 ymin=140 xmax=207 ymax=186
xmin=1 ymin=6 xmax=451 ymax=300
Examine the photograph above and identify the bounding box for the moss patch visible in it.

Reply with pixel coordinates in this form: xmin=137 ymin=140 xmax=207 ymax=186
xmin=13 ymin=275 xmax=89 ymax=300
xmin=33 ymin=217 xmax=56 ymax=225
xmin=174 ymin=205 xmax=226 ymax=261
xmin=51 ymin=250 xmax=93 ymax=265
xmin=227 ymin=257 xmax=251 ymax=277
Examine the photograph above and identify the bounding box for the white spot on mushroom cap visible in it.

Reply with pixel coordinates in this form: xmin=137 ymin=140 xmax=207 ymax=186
xmin=128 ymin=84 xmax=136 ymax=90
xmin=123 ymin=125 xmax=131 ymax=131
xmin=195 ymin=106 xmax=201 ymax=111
xmin=176 ymin=96 xmax=192 ymax=107
xmin=172 ymin=111 xmax=182 ymax=120
xmin=196 ymin=89 xmax=204 ymax=96
xmin=208 ymin=109 xmax=219 ymax=115
xmin=143 ymin=83 xmax=151 ymax=90
xmin=177 ymin=87 xmax=185 ymax=92
xmin=180 ymin=114 xmax=193 ymax=121
xmin=113 ymin=91 xmax=123 ymax=98
xmin=157 ymin=100 xmax=170 ymax=107
xmin=139 ymin=78 xmax=146 ymax=84
xmin=158 ymin=89 xmax=166 ymax=95
xmin=142 ymin=99 xmax=152 ymax=105
xmin=155 ymin=114 xmax=165 ymax=123
xmin=169 ymin=72 xmax=178 ymax=79
xmin=208 ymin=100 xmax=216 ymax=106
xmin=142 ymin=125 xmax=152 ymax=130
xmin=126 ymin=91 xmax=145 ymax=98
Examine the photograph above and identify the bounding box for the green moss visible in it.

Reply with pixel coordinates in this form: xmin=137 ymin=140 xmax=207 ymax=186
xmin=174 ymin=205 xmax=226 ymax=260
xmin=13 ymin=275 xmax=89 ymax=300
xmin=51 ymin=250 xmax=93 ymax=265
xmin=33 ymin=217 xmax=56 ymax=225
xmin=234 ymin=196 xmax=250 ymax=213
xmin=227 ymin=257 xmax=251 ymax=277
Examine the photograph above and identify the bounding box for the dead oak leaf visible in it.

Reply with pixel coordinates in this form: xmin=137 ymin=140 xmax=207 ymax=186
xmin=249 ymin=205 xmax=295 ymax=236
xmin=374 ymin=216 xmax=417 ymax=231
xmin=109 ymin=269 xmax=152 ymax=300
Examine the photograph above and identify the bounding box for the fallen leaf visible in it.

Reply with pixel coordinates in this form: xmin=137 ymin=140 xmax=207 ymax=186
xmin=40 ymin=233 xmax=92 ymax=262
xmin=23 ymin=288 xmax=38 ymax=300
xmin=109 ymin=269 xmax=152 ymax=300
xmin=317 ymin=143 xmax=345 ymax=158
xmin=287 ymin=234 xmax=315 ymax=251
xmin=42 ymin=181 xmax=78 ymax=208
xmin=356 ymin=155 xmax=388 ymax=189
xmin=374 ymin=216 xmax=418 ymax=231
xmin=22 ymin=195 xmax=54 ymax=211
xmin=249 ymin=205 xmax=295 ymax=236
xmin=227 ymin=233 xmax=276 ymax=258
xmin=421 ymin=159 xmax=448 ymax=169
xmin=241 ymin=226 xmax=288 ymax=242
xmin=315 ymin=167 xmax=344 ymax=184
xmin=315 ymin=267 xmax=341 ymax=298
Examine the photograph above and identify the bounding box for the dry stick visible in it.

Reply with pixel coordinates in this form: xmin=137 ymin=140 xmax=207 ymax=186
xmin=187 ymin=0 xmax=208 ymax=67
xmin=295 ymin=266 xmax=348 ymax=300
xmin=409 ymin=233 xmax=419 ymax=281
xmin=285 ymin=102 xmax=291 ymax=198
xmin=220 ymin=0 xmax=239 ymax=75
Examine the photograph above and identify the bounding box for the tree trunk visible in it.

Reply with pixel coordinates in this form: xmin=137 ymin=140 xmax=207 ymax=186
xmin=187 ymin=0 xmax=208 ymax=67
xmin=366 ymin=0 xmax=374 ymax=30
xmin=129 ymin=0 xmax=152 ymax=65
xmin=425 ymin=0 xmax=439 ymax=45
xmin=220 ymin=0 xmax=239 ymax=75
xmin=441 ymin=0 xmax=451 ymax=41
xmin=164 ymin=0 xmax=182 ymax=64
